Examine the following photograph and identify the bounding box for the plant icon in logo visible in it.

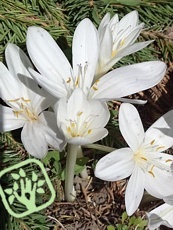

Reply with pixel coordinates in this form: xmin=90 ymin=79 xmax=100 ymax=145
xmin=0 ymin=159 xmax=55 ymax=218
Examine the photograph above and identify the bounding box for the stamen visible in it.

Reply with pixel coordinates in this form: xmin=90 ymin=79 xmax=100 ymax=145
xmin=150 ymin=140 xmax=155 ymax=145
xmin=75 ymin=76 xmax=79 ymax=86
xmin=166 ymin=159 xmax=173 ymax=163
xmin=8 ymin=98 xmax=20 ymax=102
xmin=70 ymin=122 xmax=75 ymax=128
xmin=13 ymin=110 xmax=22 ymax=118
xmin=141 ymin=157 xmax=147 ymax=161
xmin=156 ymin=146 xmax=165 ymax=151
xmin=88 ymin=129 xmax=92 ymax=134
xmin=111 ymin=50 xmax=117 ymax=58
xmin=9 ymin=97 xmax=38 ymax=121
xmin=120 ymin=39 xmax=125 ymax=46
xmin=84 ymin=61 xmax=88 ymax=74
xmin=148 ymin=165 xmax=155 ymax=177
xmin=21 ymin=97 xmax=30 ymax=102
xmin=148 ymin=170 xmax=155 ymax=177
xmin=67 ymin=127 xmax=71 ymax=133
xmin=95 ymin=79 xmax=100 ymax=84
xmin=92 ymin=85 xmax=98 ymax=91
xmin=77 ymin=111 xmax=83 ymax=116
xmin=66 ymin=77 xmax=71 ymax=83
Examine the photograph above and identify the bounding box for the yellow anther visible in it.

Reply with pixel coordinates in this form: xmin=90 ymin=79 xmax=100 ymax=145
xmin=156 ymin=146 xmax=165 ymax=151
xmin=166 ymin=159 xmax=173 ymax=163
xmin=66 ymin=77 xmax=71 ymax=83
xmin=94 ymin=79 xmax=100 ymax=85
xmin=88 ymin=129 xmax=92 ymax=134
xmin=13 ymin=110 xmax=22 ymax=118
xmin=13 ymin=111 xmax=19 ymax=118
xmin=20 ymin=103 xmax=24 ymax=109
xmin=151 ymin=165 xmax=155 ymax=171
xmin=141 ymin=157 xmax=147 ymax=161
xmin=120 ymin=39 xmax=125 ymax=46
xmin=92 ymin=85 xmax=98 ymax=91
xmin=148 ymin=170 xmax=155 ymax=177
xmin=75 ymin=77 xmax=79 ymax=86
xmin=25 ymin=108 xmax=30 ymax=117
xmin=67 ymin=127 xmax=71 ymax=133
xmin=111 ymin=50 xmax=117 ymax=58
xmin=21 ymin=97 xmax=30 ymax=102
xmin=77 ymin=111 xmax=83 ymax=116
xmin=150 ymin=140 xmax=155 ymax=145
xmin=148 ymin=165 xmax=155 ymax=177
xmin=8 ymin=98 xmax=20 ymax=102
xmin=70 ymin=123 xmax=75 ymax=128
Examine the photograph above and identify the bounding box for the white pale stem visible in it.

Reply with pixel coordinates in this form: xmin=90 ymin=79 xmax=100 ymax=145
xmin=77 ymin=146 xmax=88 ymax=179
xmin=65 ymin=144 xmax=78 ymax=201
xmin=84 ymin=144 xmax=115 ymax=152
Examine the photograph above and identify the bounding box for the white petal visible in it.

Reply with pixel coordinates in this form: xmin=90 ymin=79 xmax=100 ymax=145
xmin=98 ymin=12 xmax=110 ymax=35
xmin=118 ymin=24 xmax=144 ymax=48
xmin=0 ymin=105 xmax=25 ymax=131
xmin=31 ymin=92 xmax=48 ymax=115
xmin=147 ymin=203 xmax=173 ymax=230
xmin=87 ymin=128 xmax=108 ymax=143
xmin=90 ymin=61 xmax=166 ymax=101
xmin=89 ymin=101 xmax=110 ymax=128
xmin=27 ymin=26 xmax=72 ymax=84
xmin=119 ymin=103 xmax=144 ymax=152
xmin=99 ymin=26 xmax=113 ymax=66
xmin=5 ymin=43 xmax=40 ymax=100
xmin=67 ymin=88 xmax=90 ymax=122
xmin=44 ymin=126 xmax=66 ymax=151
xmin=29 ymin=68 xmax=67 ymax=98
xmin=163 ymin=195 xmax=173 ymax=205
xmin=5 ymin=43 xmax=33 ymax=78
xmin=56 ymin=98 xmax=67 ymax=125
xmin=144 ymin=109 xmax=173 ymax=151
xmin=125 ymin=166 xmax=145 ymax=216
xmin=145 ymin=166 xmax=173 ymax=198
xmin=114 ymin=41 xmax=153 ymax=59
xmin=95 ymin=148 xmax=134 ymax=181
xmin=105 ymin=39 xmax=152 ymax=74
xmin=119 ymin=11 xmax=139 ymax=30
xmin=39 ymin=111 xmax=66 ymax=151
xmin=0 ymin=62 xmax=21 ymax=100
xmin=21 ymin=121 xmax=48 ymax=159
xmin=113 ymin=97 xmax=147 ymax=104
xmin=109 ymin=13 xmax=119 ymax=29
xmin=72 ymin=19 xmax=99 ymax=94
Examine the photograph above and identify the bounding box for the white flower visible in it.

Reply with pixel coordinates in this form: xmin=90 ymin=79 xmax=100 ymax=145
xmin=26 ymin=18 xmax=166 ymax=103
xmin=95 ymin=103 xmax=173 ymax=216
xmin=56 ymin=88 xmax=110 ymax=145
xmin=147 ymin=203 xmax=173 ymax=229
xmin=96 ymin=10 xmax=152 ymax=78
xmin=0 ymin=43 xmax=66 ymax=158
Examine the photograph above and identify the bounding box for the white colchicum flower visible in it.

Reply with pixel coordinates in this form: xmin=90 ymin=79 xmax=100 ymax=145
xmin=147 ymin=203 xmax=173 ymax=229
xmin=0 ymin=43 xmax=66 ymax=158
xmin=26 ymin=18 xmax=166 ymax=103
xmin=95 ymin=103 xmax=173 ymax=216
xmin=96 ymin=10 xmax=153 ymax=78
xmin=56 ymin=88 xmax=110 ymax=145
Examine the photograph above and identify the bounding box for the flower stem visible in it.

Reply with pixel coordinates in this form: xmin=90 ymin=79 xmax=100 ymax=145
xmin=65 ymin=144 xmax=78 ymax=202
xmin=84 ymin=144 xmax=115 ymax=152
xmin=77 ymin=146 xmax=88 ymax=179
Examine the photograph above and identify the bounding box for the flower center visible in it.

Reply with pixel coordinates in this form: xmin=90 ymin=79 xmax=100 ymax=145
xmin=66 ymin=110 xmax=95 ymax=138
xmin=133 ymin=140 xmax=173 ymax=178
xmin=65 ymin=62 xmax=89 ymax=97
xmin=8 ymin=97 xmax=38 ymax=121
